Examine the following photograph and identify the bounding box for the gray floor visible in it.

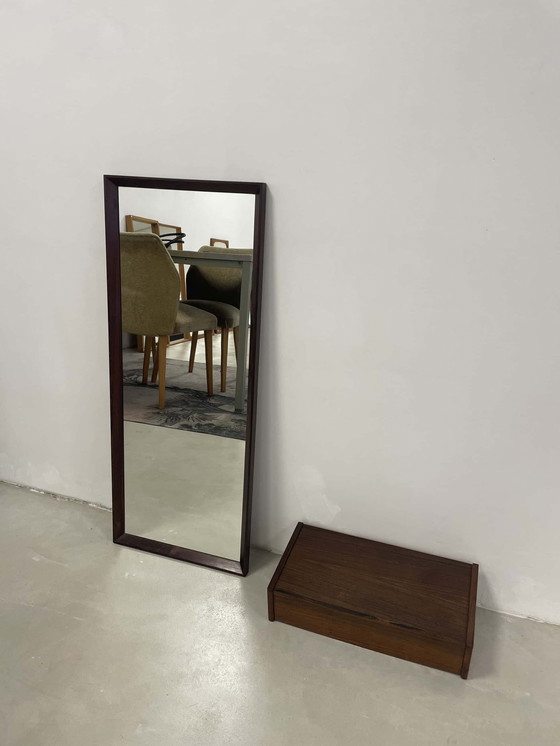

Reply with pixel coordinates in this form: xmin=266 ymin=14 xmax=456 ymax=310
xmin=1 ymin=482 xmax=559 ymax=746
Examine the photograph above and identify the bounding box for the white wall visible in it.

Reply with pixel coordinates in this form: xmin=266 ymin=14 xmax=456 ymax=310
xmin=118 ymin=188 xmax=255 ymax=250
xmin=2 ymin=1 xmax=560 ymax=623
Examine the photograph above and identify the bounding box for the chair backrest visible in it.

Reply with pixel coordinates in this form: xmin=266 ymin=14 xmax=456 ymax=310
xmin=186 ymin=246 xmax=252 ymax=308
xmin=120 ymin=232 xmax=179 ymax=336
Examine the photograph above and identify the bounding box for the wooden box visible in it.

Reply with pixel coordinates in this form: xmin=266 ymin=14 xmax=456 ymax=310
xmin=268 ymin=523 xmax=478 ymax=678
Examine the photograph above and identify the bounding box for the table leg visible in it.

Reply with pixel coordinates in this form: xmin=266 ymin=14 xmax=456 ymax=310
xmin=235 ymin=262 xmax=252 ymax=412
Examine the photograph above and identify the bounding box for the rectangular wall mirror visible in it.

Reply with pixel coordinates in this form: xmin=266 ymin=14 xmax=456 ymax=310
xmin=104 ymin=175 xmax=266 ymax=575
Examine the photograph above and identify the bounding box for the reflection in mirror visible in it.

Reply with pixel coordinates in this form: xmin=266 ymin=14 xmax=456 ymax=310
xmin=105 ymin=177 xmax=266 ymax=575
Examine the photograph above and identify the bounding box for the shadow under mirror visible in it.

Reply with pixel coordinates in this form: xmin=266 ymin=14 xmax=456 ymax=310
xmin=105 ymin=176 xmax=266 ymax=575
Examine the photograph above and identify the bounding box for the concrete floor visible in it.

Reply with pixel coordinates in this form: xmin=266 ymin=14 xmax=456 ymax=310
xmin=1 ymin=482 xmax=559 ymax=746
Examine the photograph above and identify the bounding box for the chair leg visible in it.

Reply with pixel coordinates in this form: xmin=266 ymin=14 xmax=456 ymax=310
xmin=142 ymin=336 xmax=153 ymax=384
xmin=158 ymin=336 xmax=168 ymax=409
xmin=188 ymin=332 xmax=198 ymax=372
xmin=232 ymin=326 xmax=239 ymax=361
xmin=221 ymin=328 xmax=229 ymax=392
xmin=151 ymin=338 xmax=159 ymax=383
xmin=204 ymin=330 xmax=214 ymax=396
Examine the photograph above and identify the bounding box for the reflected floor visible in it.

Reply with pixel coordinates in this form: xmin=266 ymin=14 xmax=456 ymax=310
xmin=123 ymin=346 xmax=247 ymax=441
xmin=124 ymin=421 xmax=245 ymax=560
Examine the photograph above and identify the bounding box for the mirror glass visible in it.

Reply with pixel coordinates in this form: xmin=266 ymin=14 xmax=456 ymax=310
xmin=118 ymin=186 xmax=257 ymax=564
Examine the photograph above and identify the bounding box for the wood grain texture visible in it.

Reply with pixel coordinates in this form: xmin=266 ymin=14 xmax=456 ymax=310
xmin=274 ymin=592 xmax=464 ymax=674
xmin=461 ymin=562 xmax=479 ymax=679
xmin=238 ymin=186 xmax=266 ymax=576
xmin=104 ymin=176 xmax=125 ymax=540
xmin=268 ymin=523 xmax=478 ymax=677
xmin=115 ymin=533 xmax=243 ymax=575
xmin=267 ymin=522 xmax=304 ymax=620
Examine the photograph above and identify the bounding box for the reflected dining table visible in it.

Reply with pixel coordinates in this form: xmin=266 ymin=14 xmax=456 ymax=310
xmin=168 ymin=249 xmax=253 ymax=413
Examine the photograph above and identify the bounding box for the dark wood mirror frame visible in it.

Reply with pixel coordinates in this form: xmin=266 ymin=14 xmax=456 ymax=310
xmin=104 ymin=175 xmax=267 ymax=576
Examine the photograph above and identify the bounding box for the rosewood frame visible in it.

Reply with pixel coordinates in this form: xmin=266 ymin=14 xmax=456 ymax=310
xmin=104 ymin=174 xmax=267 ymax=576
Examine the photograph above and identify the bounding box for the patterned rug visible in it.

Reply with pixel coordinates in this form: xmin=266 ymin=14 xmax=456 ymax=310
xmin=122 ymin=351 xmax=247 ymax=441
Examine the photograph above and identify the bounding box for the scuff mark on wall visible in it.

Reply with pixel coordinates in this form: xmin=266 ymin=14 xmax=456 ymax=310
xmin=294 ymin=464 xmax=341 ymax=525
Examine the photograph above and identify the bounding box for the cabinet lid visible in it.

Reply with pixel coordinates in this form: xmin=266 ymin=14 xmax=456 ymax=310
xmin=273 ymin=523 xmax=476 ymax=644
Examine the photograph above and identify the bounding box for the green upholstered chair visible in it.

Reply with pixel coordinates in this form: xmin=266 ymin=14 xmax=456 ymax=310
xmin=120 ymin=232 xmax=218 ymax=408
xmin=186 ymin=245 xmax=252 ymax=392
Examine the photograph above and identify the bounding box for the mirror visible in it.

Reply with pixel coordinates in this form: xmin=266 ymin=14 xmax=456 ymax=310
xmin=104 ymin=176 xmax=266 ymax=575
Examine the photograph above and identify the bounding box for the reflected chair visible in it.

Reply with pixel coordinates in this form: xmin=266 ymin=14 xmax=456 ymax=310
xmin=120 ymin=232 xmax=218 ymax=408
xmin=186 ymin=245 xmax=252 ymax=392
